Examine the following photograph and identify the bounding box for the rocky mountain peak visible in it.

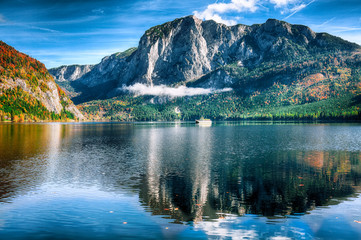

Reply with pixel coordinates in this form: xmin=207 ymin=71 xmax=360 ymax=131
xmin=262 ymin=18 xmax=292 ymax=35
xmin=124 ymin=16 xmax=335 ymax=87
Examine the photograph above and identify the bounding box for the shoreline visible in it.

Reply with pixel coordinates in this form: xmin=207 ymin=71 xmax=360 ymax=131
xmin=2 ymin=119 xmax=361 ymax=125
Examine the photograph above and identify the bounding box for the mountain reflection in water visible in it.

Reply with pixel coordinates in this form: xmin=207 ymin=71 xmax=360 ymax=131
xmin=139 ymin=126 xmax=361 ymax=222
xmin=0 ymin=123 xmax=361 ymax=239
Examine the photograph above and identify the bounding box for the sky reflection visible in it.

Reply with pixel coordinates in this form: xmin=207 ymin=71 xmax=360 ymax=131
xmin=0 ymin=123 xmax=361 ymax=239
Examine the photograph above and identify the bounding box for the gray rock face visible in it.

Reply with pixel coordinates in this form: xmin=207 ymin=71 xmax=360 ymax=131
xmin=120 ymin=16 xmax=249 ymax=86
xmin=49 ymin=65 xmax=94 ymax=82
xmin=51 ymin=16 xmax=359 ymax=102
xmin=187 ymin=69 xmax=236 ymax=89
xmin=118 ymin=17 xmax=321 ymax=88
xmin=77 ymin=51 xmax=131 ymax=87
xmin=49 ymin=48 xmax=137 ymax=88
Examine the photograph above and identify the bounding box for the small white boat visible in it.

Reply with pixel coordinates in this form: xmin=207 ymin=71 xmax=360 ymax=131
xmin=195 ymin=118 xmax=212 ymax=124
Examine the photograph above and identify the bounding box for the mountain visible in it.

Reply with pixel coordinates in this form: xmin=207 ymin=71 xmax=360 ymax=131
xmin=50 ymin=16 xmax=361 ymax=121
xmin=49 ymin=64 xmax=94 ymax=83
xmin=48 ymin=64 xmax=93 ymax=98
xmin=51 ymin=16 xmax=359 ymax=102
xmin=50 ymin=48 xmax=137 ymax=103
xmin=0 ymin=41 xmax=84 ymax=121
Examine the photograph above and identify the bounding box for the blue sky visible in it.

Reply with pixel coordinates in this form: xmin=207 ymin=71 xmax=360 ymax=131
xmin=0 ymin=0 xmax=360 ymax=68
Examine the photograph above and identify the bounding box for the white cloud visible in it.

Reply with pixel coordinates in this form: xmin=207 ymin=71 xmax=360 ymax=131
xmin=92 ymin=9 xmax=104 ymax=15
xmin=193 ymin=0 xmax=258 ymax=26
xmin=332 ymin=26 xmax=361 ymax=32
xmin=28 ymin=25 xmax=60 ymax=33
xmin=121 ymin=83 xmax=232 ymax=97
xmin=203 ymin=14 xmax=237 ymax=26
xmin=269 ymin=0 xmax=298 ymax=8
xmin=289 ymin=3 xmax=306 ymax=13
xmin=0 ymin=18 xmax=60 ymax=33
xmin=283 ymin=0 xmax=315 ymax=20
xmin=193 ymin=0 xmax=315 ymax=25
xmin=318 ymin=17 xmax=336 ymax=27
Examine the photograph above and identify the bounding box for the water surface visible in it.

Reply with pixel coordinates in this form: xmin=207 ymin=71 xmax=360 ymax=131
xmin=0 ymin=122 xmax=361 ymax=239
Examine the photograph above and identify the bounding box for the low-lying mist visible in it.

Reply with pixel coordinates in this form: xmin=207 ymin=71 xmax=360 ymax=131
xmin=121 ymin=83 xmax=232 ymax=97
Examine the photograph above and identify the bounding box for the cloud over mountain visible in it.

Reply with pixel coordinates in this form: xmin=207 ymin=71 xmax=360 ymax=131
xmin=121 ymin=84 xmax=232 ymax=97
xmin=193 ymin=0 xmax=258 ymax=25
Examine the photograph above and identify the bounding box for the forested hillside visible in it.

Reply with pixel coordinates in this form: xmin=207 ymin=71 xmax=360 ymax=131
xmin=0 ymin=41 xmax=84 ymax=121
xmin=79 ymin=50 xmax=361 ymax=121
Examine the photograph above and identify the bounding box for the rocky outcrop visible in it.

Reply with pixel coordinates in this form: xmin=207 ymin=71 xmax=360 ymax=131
xmin=49 ymin=64 xmax=94 ymax=82
xmin=49 ymin=48 xmax=137 ymax=87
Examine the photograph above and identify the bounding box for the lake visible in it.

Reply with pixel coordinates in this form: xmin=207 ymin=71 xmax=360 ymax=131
xmin=0 ymin=122 xmax=361 ymax=239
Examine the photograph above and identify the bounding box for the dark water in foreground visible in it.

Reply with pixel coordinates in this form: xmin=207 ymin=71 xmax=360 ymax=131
xmin=0 ymin=122 xmax=361 ymax=239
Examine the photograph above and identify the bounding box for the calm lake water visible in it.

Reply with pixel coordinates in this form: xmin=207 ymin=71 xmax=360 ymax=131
xmin=0 ymin=122 xmax=361 ymax=239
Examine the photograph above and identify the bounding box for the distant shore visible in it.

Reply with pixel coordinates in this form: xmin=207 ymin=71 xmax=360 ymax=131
xmin=2 ymin=119 xmax=361 ymax=124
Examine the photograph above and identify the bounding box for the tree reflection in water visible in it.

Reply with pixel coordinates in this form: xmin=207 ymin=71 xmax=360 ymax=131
xmin=140 ymin=141 xmax=361 ymax=222
xmin=0 ymin=123 xmax=361 ymax=239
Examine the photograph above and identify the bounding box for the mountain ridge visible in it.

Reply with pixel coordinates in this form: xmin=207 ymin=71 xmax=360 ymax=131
xmin=50 ymin=16 xmax=360 ymax=105
xmin=48 ymin=16 xmax=361 ymax=121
